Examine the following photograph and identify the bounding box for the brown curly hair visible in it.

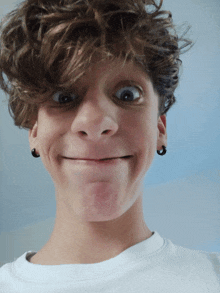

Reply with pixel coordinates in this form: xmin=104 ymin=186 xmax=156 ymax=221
xmin=0 ymin=0 xmax=193 ymax=130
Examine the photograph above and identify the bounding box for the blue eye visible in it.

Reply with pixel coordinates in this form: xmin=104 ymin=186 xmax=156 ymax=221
xmin=115 ymin=86 xmax=140 ymax=102
xmin=53 ymin=92 xmax=78 ymax=104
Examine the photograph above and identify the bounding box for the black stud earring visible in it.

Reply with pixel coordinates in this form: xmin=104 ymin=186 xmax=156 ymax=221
xmin=157 ymin=146 xmax=167 ymax=156
xmin=31 ymin=148 xmax=40 ymax=158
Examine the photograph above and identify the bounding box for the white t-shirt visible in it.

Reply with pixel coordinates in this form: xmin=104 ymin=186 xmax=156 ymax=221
xmin=0 ymin=231 xmax=220 ymax=292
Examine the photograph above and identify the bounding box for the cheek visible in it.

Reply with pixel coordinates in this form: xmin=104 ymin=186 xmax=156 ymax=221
xmin=36 ymin=123 xmax=61 ymax=171
xmin=127 ymin=110 xmax=157 ymax=145
xmin=124 ymin=114 xmax=157 ymax=181
xmin=37 ymin=108 xmax=66 ymax=148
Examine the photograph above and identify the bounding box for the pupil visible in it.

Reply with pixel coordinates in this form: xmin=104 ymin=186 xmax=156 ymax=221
xmin=60 ymin=95 xmax=69 ymax=103
xmin=122 ymin=90 xmax=133 ymax=101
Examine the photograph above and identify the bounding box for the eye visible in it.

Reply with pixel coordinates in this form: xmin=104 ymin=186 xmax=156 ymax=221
xmin=115 ymin=86 xmax=141 ymax=102
xmin=53 ymin=92 xmax=78 ymax=104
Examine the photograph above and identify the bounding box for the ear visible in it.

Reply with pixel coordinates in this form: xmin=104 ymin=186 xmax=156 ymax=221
xmin=28 ymin=121 xmax=38 ymax=152
xmin=157 ymin=114 xmax=167 ymax=150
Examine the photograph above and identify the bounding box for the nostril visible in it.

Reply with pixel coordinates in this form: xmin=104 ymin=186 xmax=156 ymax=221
xmin=103 ymin=130 xmax=110 ymax=134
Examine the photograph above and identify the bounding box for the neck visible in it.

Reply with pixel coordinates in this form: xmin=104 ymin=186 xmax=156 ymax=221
xmin=30 ymin=196 xmax=152 ymax=265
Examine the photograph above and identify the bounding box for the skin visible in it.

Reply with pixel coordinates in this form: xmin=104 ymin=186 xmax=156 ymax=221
xmin=28 ymin=58 xmax=167 ymax=265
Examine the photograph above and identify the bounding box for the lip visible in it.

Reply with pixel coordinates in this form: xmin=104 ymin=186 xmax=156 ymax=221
xmin=63 ymin=156 xmax=132 ymax=161
xmin=63 ymin=156 xmax=132 ymax=166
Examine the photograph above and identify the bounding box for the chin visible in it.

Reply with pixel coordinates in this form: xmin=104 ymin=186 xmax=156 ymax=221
xmin=78 ymin=196 xmax=136 ymax=223
xmin=77 ymin=205 xmax=123 ymax=223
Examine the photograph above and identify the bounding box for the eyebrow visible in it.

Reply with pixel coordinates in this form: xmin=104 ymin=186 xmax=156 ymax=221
xmin=112 ymin=79 xmax=144 ymax=90
xmin=68 ymin=74 xmax=148 ymax=92
xmin=60 ymin=80 xmax=144 ymax=101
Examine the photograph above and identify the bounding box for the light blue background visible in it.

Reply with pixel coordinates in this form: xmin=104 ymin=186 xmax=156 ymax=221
xmin=0 ymin=0 xmax=220 ymax=265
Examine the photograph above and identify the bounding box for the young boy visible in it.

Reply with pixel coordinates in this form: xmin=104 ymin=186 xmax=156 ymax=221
xmin=0 ymin=0 xmax=219 ymax=292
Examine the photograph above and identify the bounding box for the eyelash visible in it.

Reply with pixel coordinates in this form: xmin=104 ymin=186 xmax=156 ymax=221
xmin=51 ymin=86 xmax=142 ymax=108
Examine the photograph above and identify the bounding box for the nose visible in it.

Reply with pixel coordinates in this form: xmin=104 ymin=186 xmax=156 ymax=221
xmin=70 ymin=90 xmax=119 ymax=141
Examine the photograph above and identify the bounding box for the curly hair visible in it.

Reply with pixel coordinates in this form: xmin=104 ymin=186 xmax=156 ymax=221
xmin=0 ymin=0 xmax=193 ymax=130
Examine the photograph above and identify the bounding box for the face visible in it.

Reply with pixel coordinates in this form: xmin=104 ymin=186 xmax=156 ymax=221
xmin=29 ymin=58 xmax=167 ymax=222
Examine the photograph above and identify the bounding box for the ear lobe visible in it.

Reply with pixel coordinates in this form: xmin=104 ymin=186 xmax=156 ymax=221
xmin=28 ymin=121 xmax=38 ymax=147
xmin=157 ymin=114 xmax=167 ymax=147
xmin=159 ymin=114 xmax=167 ymax=129
xmin=158 ymin=114 xmax=166 ymax=132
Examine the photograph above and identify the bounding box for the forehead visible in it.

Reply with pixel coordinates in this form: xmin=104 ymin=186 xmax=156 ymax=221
xmin=76 ymin=57 xmax=151 ymax=86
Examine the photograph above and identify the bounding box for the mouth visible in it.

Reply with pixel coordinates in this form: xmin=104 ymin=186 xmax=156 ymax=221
xmin=64 ymin=155 xmax=132 ymax=161
xmin=99 ymin=156 xmax=132 ymax=161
